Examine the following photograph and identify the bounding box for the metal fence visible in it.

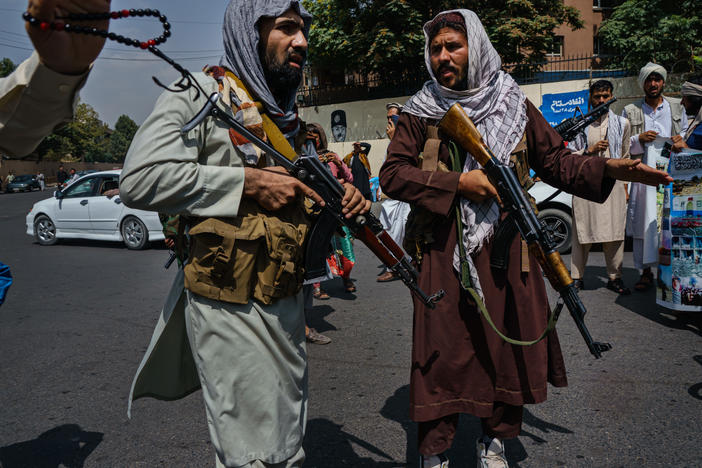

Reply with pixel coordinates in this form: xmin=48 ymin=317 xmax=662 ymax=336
xmin=296 ymin=55 xmax=632 ymax=107
xmin=507 ymin=54 xmax=630 ymax=85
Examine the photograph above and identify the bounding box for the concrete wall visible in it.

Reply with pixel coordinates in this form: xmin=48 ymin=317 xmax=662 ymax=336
xmin=300 ymin=73 xmax=689 ymax=176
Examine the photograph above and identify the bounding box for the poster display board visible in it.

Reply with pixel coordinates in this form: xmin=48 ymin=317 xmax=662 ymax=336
xmin=656 ymin=138 xmax=702 ymax=311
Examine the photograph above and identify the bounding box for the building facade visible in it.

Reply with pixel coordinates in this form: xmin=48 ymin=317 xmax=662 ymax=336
xmin=551 ymin=0 xmax=620 ymax=58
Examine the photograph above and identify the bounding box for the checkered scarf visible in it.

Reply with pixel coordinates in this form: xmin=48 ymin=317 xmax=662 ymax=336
xmin=403 ymin=9 xmax=527 ymax=300
xmin=570 ymin=110 xmax=625 ymax=159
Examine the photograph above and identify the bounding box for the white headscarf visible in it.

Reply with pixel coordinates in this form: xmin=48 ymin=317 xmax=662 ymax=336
xmin=638 ymin=62 xmax=667 ymax=90
xmin=682 ymin=81 xmax=702 ymax=141
xmin=403 ymin=9 xmax=527 ymax=300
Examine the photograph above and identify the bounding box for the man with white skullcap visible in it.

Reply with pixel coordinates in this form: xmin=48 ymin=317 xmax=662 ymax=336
xmin=380 ymin=10 xmax=671 ymax=468
xmin=120 ymin=0 xmax=369 ymax=466
xmin=623 ymin=63 xmax=687 ymax=292
xmin=672 ymin=74 xmax=702 ymax=151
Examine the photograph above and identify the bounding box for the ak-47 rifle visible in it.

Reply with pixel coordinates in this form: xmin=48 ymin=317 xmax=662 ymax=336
xmin=152 ymin=60 xmax=445 ymax=309
xmin=17 ymin=9 xmax=444 ymax=308
xmin=438 ymin=104 xmax=612 ymax=358
xmin=554 ymin=97 xmax=617 ymax=142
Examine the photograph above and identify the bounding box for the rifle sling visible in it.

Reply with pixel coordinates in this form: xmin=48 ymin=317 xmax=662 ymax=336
xmin=449 ymin=141 xmax=557 ymax=347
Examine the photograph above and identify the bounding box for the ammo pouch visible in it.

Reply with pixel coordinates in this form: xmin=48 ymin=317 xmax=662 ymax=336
xmin=183 ymin=200 xmax=310 ymax=305
xmin=403 ymin=125 xmax=451 ymax=264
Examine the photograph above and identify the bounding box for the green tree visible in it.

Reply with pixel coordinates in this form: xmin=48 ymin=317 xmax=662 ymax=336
xmin=599 ymin=0 xmax=702 ymax=73
xmin=0 ymin=58 xmax=16 ymax=78
xmin=65 ymin=102 xmax=111 ymax=162
xmin=109 ymin=114 xmax=139 ymax=163
xmin=303 ymin=0 xmax=583 ymax=80
xmin=35 ymin=101 xmax=111 ymax=162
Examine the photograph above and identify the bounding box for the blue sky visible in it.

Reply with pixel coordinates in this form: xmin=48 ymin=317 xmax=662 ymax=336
xmin=0 ymin=0 xmax=231 ymax=126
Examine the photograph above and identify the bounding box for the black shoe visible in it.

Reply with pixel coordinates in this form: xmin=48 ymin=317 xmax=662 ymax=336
xmin=573 ymin=279 xmax=584 ymax=290
xmin=607 ymin=278 xmax=631 ymax=295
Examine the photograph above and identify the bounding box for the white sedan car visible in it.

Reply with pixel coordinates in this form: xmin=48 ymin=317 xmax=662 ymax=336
xmin=26 ymin=170 xmax=165 ymax=249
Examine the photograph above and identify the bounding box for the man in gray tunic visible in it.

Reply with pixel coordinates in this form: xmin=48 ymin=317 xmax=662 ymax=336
xmin=119 ymin=1 xmax=369 ymax=466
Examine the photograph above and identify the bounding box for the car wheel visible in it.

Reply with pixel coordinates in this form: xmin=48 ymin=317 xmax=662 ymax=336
xmin=121 ymin=216 xmax=149 ymax=250
xmin=538 ymin=208 xmax=572 ymax=254
xmin=34 ymin=214 xmax=58 ymax=246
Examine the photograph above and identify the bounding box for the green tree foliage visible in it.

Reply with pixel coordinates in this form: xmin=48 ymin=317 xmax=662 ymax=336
xmin=109 ymin=114 xmax=139 ymax=163
xmin=35 ymin=102 xmax=137 ymax=163
xmin=0 ymin=58 xmax=16 ymax=78
xmin=599 ymin=0 xmax=702 ymax=73
xmin=303 ymin=0 xmax=582 ymax=80
xmin=64 ymin=102 xmax=112 ymax=162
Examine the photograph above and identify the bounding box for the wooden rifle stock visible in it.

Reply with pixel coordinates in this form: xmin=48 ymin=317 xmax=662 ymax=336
xmin=438 ymin=103 xmax=611 ymax=358
xmin=438 ymin=104 xmax=573 ymax=291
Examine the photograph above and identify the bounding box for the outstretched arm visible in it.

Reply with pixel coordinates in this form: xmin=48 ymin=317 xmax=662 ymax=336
xmin=605 ymin=159 xmax=673 ymax=186
xmin=0 ymin=0 xmax=110 ymax=157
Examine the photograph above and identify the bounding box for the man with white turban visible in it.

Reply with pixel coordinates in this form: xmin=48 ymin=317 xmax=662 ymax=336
xmin=380 ymin=10 xmax=671 ymax=468
xmin=623 ymin=63 xmax=686 ymax=291
xmin=119 ymin=1 xmax=369 ymax=466
xmin=672 ymin=74 xmax=702 ymax=151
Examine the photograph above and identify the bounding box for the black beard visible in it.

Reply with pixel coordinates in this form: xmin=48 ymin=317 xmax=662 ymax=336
xmin=262 ymin=50 xmax=305 ymax=105
xmin=434 ymin=63 xmax=468 ymax=91
xmin=645 ymin=88 xmax=663 ymax=99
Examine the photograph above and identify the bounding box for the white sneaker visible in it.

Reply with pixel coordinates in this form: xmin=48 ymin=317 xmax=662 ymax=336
xmin=421 ymin=453 xmax=449 ymax=468
xmin=476 ymin=437 xmax=509 ymax=468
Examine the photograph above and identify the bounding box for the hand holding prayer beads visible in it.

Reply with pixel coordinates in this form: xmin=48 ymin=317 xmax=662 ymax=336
xmin=23 ymin=0 xmax=171 ymax=75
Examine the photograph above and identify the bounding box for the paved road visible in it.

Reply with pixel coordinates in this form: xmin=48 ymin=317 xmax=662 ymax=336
xmin=0 ymin=190 xmax=700 ymax=467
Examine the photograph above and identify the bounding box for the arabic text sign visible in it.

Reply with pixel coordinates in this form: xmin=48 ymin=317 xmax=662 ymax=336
xmin=539 ymin=90 xmax=589 ymax=127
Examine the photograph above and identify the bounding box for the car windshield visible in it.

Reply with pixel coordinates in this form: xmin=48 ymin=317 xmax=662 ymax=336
xmin=14 ymin=175 xmax=33 ymax=182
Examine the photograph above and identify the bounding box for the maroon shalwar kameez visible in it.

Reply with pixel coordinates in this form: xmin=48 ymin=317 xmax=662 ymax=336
xmin=379 ymin=100 xmax=615 ymax=454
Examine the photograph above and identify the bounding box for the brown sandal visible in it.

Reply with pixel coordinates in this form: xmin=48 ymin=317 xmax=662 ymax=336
xmin=344 ymin=280 xmax=356 ymax=293
xmin=312 ymin=287 xmax=330 ymax=300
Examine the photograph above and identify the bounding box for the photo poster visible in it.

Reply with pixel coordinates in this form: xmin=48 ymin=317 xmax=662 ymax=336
xmin=656 ymin=139 xmax=702 ymax=311
xmin=539 ymin=90 xmax=590 ymax=127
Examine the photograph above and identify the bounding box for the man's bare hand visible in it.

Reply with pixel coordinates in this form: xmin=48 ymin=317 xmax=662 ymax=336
xmin=458 ymin=169 xmax=499 ymax=203
xmin=243 ymin=167 xmax=325 ymax=211
xmin=605 ymin=159 xmax=673 ymax=186
xmin=341 ymin=183 xmax=371 ymax=218
xmin=638 ymin=130 xmax=658 ymax=145
xmin=587 ymin=140 xmax=609 ymax=154
xmin=386 ymin=121 xmax=396 ymax=140
xmin=26 ymin=0 xmax=111 ymax=75
xmin=671 ymin=135 xmax=689 ymax=153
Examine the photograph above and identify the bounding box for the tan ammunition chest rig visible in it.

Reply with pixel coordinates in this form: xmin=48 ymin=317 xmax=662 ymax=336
xmin=183 ymin=199 xmax=310 ymax=305
xmin=180 ymin=69 xmax=312 ymax=305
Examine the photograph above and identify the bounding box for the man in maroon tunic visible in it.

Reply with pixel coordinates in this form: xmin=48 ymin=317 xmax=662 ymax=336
xmin=379 ymin=9 xmax=672 ymax=468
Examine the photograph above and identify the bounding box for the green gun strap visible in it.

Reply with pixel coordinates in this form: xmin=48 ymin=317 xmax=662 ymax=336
xmin=448 ymin=142 xmax=557 ymax=346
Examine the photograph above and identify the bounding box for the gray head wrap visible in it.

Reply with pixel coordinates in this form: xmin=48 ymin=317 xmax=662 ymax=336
xmin=220 ymin=0 xmax=311 ymax=135
xmin=638 ymin=62 xmax=667 ymax=90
